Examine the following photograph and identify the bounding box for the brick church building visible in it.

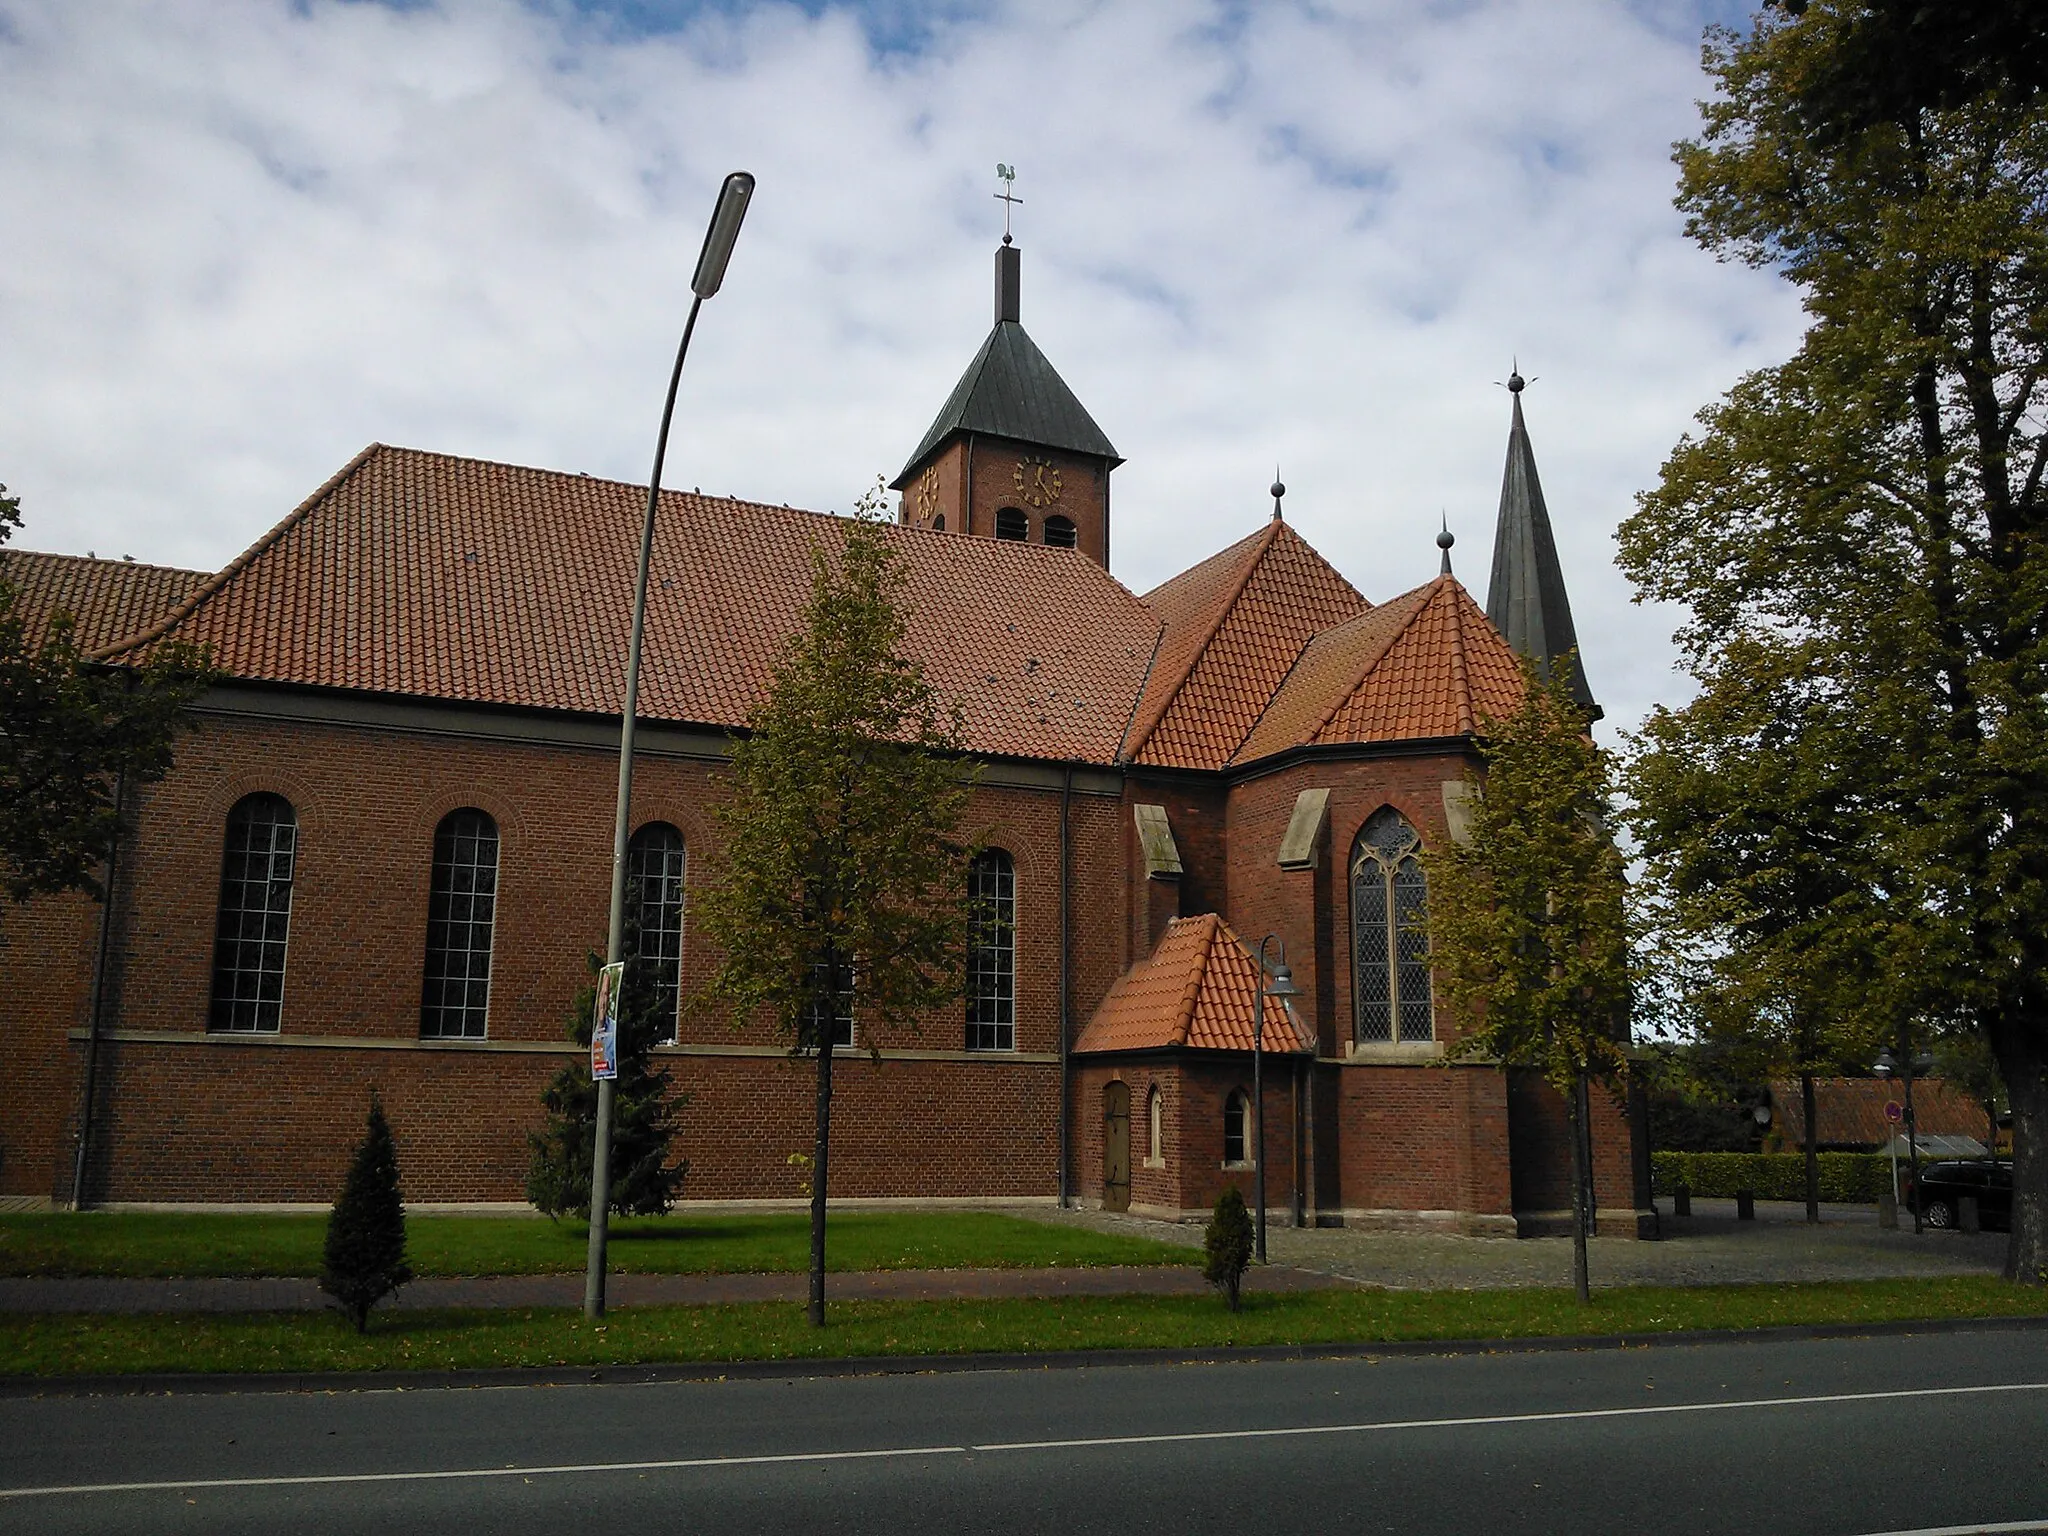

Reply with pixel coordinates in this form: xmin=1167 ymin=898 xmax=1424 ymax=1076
xmin=3 ymin=240 xmax=1649 ymax=1235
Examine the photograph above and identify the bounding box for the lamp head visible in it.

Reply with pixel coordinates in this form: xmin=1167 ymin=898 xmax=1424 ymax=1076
xmin=1264 ymin=960 xmax=1303 ymax=1002
xmin=691 ymin=171 xmax=755 ymax=299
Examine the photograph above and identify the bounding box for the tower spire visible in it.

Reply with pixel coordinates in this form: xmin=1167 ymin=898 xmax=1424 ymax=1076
xmin=1485 ymin=368 xmax=1599 ymax=717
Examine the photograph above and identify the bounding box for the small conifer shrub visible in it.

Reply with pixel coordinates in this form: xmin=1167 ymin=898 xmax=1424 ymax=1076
xmin=321 ymin=1098 xmax=413 ymax=1333
xmin=1204 ymin=1185 xmax=1254 ymax=1312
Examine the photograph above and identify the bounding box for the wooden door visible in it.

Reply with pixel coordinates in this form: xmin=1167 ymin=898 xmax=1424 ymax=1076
xmin=1103 ymin=1082 xmax=1131 ymax=1212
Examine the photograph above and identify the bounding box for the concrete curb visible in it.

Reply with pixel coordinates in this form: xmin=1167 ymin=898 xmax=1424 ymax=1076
xmin=5 ymin=1312 xmax=2046 ymax=1398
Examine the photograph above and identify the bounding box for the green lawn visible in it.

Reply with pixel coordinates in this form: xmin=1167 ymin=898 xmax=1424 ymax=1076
xmin=0 ymin=1210 xmax=1184 ymax=1280
xmin=2 ymin=1277 xmax=2042 ymax=1379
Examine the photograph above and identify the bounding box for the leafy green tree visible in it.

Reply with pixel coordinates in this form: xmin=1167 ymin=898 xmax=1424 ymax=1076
xmin=694 ymin=492 xmax=972 ymax=1327
xmin=1203 ymin=1186 xmax=1253 ymax=1312
xmin=1618 ymin=0 xmax=2048 ymax=1282
xmin=1428 ymin=659 xmax=1630 ymax=1303
xmin=0 ymin=484 xmax=208 ymax=908
xmin=1627 ymin=633 xmax=1898 ymax=1220
xmin=321 ymin=1099 xmax=413 ymax=1333
xmin=526 ymin=895 xmax=689 ymax=1218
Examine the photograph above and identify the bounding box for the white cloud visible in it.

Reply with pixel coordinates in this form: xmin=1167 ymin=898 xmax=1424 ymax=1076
xmin=0 ymin=0 xmax=1801 ymax=738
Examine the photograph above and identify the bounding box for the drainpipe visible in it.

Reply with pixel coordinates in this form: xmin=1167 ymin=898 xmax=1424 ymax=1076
xmin=1056 ymin=765 xmax=1073 ymax=1212
xmin=70 ymin=763 xmax=127 ymax=1210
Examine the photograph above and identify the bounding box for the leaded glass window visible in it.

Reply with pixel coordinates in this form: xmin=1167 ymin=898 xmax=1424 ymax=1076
xmin=966 ymin=848 xmax=1016 ymax=1051
xmin=1350 ymin=807 xmax=1434 ymax=1043
xmin=805 ymin=950 xmax=854 ymax=1049
xmin=628 ymin=822 xmax=686 ymax=1043
xmin=209 ymin=793 xmax=297 ymax=1033
xmin=420 ymin=809 xmax=498 ymax=1040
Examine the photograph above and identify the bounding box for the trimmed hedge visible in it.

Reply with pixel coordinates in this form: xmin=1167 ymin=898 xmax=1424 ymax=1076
xmin=1651 ymin=1150 xmax=1892 ymax=1204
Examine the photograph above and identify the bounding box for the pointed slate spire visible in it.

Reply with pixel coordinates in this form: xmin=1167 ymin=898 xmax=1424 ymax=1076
xmin=1485 ymin=369 xmax=1599 ymax=717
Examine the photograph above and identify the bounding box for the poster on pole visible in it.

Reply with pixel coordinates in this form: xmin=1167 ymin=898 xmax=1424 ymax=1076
xmin=591 ymin=961 xmax=623 ymax=1081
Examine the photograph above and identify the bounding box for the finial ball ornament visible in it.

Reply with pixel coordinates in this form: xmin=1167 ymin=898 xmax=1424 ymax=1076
xmin=1270 ymin=479 xmax=1285 ymax=500
xmin=1507 ymin=370 xmax=1525 ymax=393
xmin=1437 ymin=527 xmax=1455 ymax=550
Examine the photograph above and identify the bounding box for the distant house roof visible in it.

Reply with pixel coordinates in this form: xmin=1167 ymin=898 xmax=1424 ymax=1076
xmin=1075 ymin=913 xmax=1314 ymax=1055
xmin=1769 ymin=1077 xmax=1994 ymax=1149
xmin=3 ymin=550 xmax=207 ymax=653
xmin=1127 ymin=519 xmax=1368 ymax=770
xmin=891 ymin=320 xmax=1121 ymax=487
xmin=1232 ymin=573 xmax=1525 ymax=764
xmin=103 ymin=444 xmax=1163 ymax=765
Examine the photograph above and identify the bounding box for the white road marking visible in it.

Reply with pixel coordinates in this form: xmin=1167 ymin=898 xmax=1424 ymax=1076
xmin=1849 ymin=1524 xmax=2048 ymax=1535
xmin=3 ymin=1379 xmax=2045 ymax=1500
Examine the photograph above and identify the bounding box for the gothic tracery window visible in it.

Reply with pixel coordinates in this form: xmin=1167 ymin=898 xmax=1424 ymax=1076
xmin=1350 ymin=807 xmax=1434 ymax=1044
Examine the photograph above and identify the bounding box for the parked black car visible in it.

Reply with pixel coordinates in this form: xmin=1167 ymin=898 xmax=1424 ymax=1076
xmin=1905 ymin=1160 xmax=2012 ymax=1232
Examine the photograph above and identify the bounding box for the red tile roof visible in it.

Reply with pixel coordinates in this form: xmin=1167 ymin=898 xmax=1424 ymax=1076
xmin=1769 ymin=1077 xmax=1995 ymax=1149
xmin=105 ymin=445 xmax=1163 ymax=764
xmin=1234 ymin=574 xmax=1525 ymax=764
xmin=1075 ymin=912 xmax=1314 ymax=1055
xmin=1127 ymin=520 xmax=1366 ymax=770
xmin=4 ymin=550 xmax=208 ymax=653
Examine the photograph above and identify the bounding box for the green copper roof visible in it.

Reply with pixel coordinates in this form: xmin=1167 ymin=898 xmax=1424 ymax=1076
xmin=891 ymin=320 xmax=1122 ymax=488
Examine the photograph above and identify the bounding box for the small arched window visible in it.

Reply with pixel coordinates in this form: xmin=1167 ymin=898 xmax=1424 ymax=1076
xmin=1223 ymin=1090 xmax=1249 ymax=1167
xmin=932 ymin=514 xmax=946 ymax=531
xmin=1147 ymin=1085 xmax=1164 ymax=1166
xmin=421 ymin=809 xmax=499 ymax=1040
xmin=1351 ymin=807 xmax=1433 ymax=1043
xmin=628 ymin=822 xmax=686 ymax=1043
xmin=1043 ymin=515 xmax=1077 ymax=548
xmin=995 ymin=507 xmax=1029 ymax=541
xmin=966 ymin=848 xmax=1016 ymax=1051
xmin=209 ymin=792 xmax=297 ymax=1033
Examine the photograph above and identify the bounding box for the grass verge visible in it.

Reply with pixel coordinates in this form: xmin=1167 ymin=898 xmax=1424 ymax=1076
xmin=3 ymin=1277 xmax=2042 ymax=1379
xmin=0 ymin=1211 xmax=1183 ymax=1280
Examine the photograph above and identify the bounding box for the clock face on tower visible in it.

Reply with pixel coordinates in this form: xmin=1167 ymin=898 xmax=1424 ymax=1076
xmin=1013 ymin=456 xmax=1063 ymax=509
xmin=915 ymin=464 xmax=941 ymax=523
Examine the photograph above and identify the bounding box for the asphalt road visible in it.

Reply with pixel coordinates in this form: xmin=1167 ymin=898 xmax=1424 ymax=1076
xmin=4 ymin=1329 xmax=2047 ymax=1535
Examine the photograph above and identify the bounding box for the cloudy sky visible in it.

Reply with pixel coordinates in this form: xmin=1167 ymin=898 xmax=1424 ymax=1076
xmin=0 ymin=0 xmax=1801 ymax=740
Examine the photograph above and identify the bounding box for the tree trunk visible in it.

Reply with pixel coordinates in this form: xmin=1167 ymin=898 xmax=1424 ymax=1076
xmin=1569 ymin=1071 xmax=1591 ymax=1304
xmin=1992 ymin=1023 xmax=2046 ymax=1286
xmin=809 ymin=962 xmax=837 ymax=1328
xmin=1802 ymin=1070 xmax=1820 ymax=1225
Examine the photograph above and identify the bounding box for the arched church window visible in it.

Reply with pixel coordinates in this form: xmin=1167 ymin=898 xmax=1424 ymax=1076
xmin=209 ymin=792 xmax=297 ymax=1033
xmin=1350 ymin=808 xmax=1433 ymax=1044
xmin=995 ymin=507 xmax=1029 ymax=541
xmin=1223 ymin=1089 xmax=1250 ymax=1167
xmin=965 ymin=848 xmax=1015 ymax=1051
xmin=628 ymin=822 xmax=686 ymax=1044
xmin=421 ymin=808 xmax=499 ymax=1040
xmin=1043 ymin=515 xmax=1076 ymax=548
xmin=1147 ymin=1084 xmax=1163 ymax=1166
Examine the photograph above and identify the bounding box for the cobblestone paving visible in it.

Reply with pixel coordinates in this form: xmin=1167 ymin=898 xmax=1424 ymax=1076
xmin=1016 ymin=1199 xmax=2014 ymax=1290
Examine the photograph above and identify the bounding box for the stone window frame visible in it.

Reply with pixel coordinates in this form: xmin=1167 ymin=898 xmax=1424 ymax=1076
xmin=1350 ymin=807 xmax=1435 ymax=1046
xmin=965 ymin=847 xmax=1016 ymax=1052
xmin=420 ymin=808 xmax=500 ymax=1041
xmin=207 ymin=791 xmax=298 ymax=1034
xmin=1144 ymin=1084 xmax=1165 ymax=1169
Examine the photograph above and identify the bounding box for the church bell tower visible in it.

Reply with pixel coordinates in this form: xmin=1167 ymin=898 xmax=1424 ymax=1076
xmin=892 ymin=211 xmax=1122 ymax=568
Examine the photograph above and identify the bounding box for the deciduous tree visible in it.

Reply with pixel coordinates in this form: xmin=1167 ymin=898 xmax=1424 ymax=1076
xmin=1428 ymin=659 xmax=1630 ymax=1302
xmin=1619 ymin=0 xmax=2048 ymax=1282
xmin=694 ymin=492 xmax=972 ymax=1326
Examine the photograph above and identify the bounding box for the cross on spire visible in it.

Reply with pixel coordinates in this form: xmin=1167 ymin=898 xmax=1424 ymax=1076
xmin=995 ymin=163 xmax=1023 ymax=245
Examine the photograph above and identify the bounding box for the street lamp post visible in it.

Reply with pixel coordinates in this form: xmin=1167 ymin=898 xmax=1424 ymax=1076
xmin=1250 ymin=935 xmax=1302 ymax=1266
xmin=585 ymin=170 xmax=755 ymax=1322
xmin=1875 ymin=1045 xmax=1936 ymax=1238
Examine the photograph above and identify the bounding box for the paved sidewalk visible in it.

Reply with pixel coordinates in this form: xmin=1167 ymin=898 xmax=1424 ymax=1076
xmin=0 ymin=1263 xmax=1338 ymax=1315
xmin=1015 ymin=1199 xmax=2015 ymax=1290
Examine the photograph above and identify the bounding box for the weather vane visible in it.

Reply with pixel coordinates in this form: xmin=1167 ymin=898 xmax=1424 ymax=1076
xmin=995 ymin=163 xmax=1022 ymax=245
